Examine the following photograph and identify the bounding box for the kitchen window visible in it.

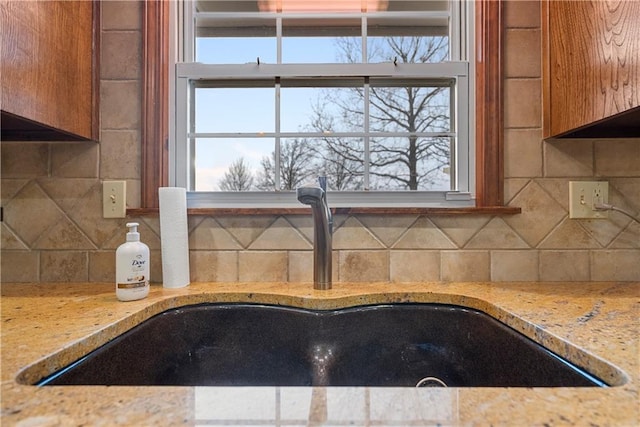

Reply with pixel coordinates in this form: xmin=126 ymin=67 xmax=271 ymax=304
xmin=139 ymin=0 xmax=506 ymax=212
xmin=169 ymin=0 xmax=475 ymax=208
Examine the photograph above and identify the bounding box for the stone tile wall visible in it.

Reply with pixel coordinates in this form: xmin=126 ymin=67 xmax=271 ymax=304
xmin=1 ymin=1 xmax=639 ymax=284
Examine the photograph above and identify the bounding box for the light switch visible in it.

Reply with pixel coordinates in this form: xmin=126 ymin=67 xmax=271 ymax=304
xmin=103 ymin=181 xmax=127 ymax=218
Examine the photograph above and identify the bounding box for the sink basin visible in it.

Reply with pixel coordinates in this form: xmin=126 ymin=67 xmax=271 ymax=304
xmin=36 ymin=303 xmax=607 ymax=387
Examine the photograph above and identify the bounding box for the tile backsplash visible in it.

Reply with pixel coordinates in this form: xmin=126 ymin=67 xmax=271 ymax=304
xmin=2 ymin=1 xmax=639 ymax=283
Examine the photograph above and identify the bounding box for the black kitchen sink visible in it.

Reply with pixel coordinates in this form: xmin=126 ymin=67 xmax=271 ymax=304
xmin=36 ymin=303 xmax=607 ymax=387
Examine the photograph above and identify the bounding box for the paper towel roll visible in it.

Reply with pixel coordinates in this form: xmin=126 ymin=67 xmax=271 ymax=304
xmin=159 ymin=187 xmax=190 ymax=288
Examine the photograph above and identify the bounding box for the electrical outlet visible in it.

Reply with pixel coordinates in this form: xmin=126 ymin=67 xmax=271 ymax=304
xmin=568 ymin=181 xmax=608 ymax=219
xmin=103 ymin=181 xmax=127 ymax=218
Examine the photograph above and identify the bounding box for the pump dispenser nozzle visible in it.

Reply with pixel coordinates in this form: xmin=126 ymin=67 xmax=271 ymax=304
xmin=126 ymin=222 xmax=140 ymax=242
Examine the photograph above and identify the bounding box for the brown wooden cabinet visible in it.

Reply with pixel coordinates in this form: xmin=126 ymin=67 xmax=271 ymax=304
xmin=0 ymin=0 xmax=99 ymax=141
xmin=542 ymin=0 xmax=640 ymax=138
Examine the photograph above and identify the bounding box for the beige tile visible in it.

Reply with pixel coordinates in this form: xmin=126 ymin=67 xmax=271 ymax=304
xmin=288 ymin=251 xmax=313 ymax=282
xmin=393 ymin=216 xmax=456 ymax=249
xmin=504 ymin=79 xmax=541 ymax=128
xmin=539 ymin=250 xmax=590 ymax=281
xmin=595 ymin=139 xmax=640 ymax=176
xmin=89 ymin=251 xmax=116 ymax=282
xmin=491 ymin=250 xmax=539 ymax=281
xmin=190 ymin=218 xmax=244 ymax=250
xmin=285 ymin=215 xmax=314 ymax=242
xmin=67 ymin=182 xmax=128 ymax=248
xmin=150 ymin=249 xmax=162 ymax=283
xmin=466 ymin=217 xmax=530 ymax=249
xmin=579 ymin=218 xmax=631 ymax=249
xmin=333 ymin=217 xmax=385 ymax=249
xmin=430 ymin=215 xmax=491 ymax=248
xmin=190 ymin=251 xmax=238 ymax=282
xmin=0 ymin=179 xmax=29 ymax=204
xmin=0 ymin=251 xmax=39 ymax=282
xmin=0 ymin=143 xmax=49 ymax=178
xmin=610 ymin=177 xmax=640 ymax=213
xmin=3 ymin=182 xmax=64 ymax=246
xmin=504 ymin=181 xmax=566 ymax=247
xmin=356 ymin=214 xmax=418 ymax=247
xmin=249 ymin=217 xmax=311 ymax=250
xmin=40 ymin=251 xmax=88 ymax=282
xmin=216 ymin=216 xmax=276 ymax=248
xmin=125 ymin=178 xmax=142 ymax=209
xmin=504 ymin=129 xmax=543 ymax=178
xmin=37 ymin=178 xmax=97 ymax=212
xmin=504 ymin=0 xmax=540 ymax=28
xmin=103 ymin=219 xmax=160 ymax=251
xmin=536 ymin=178 xmax=570 ymax=211
xmin=33 ymin=218 xmax=96 ymax=250
xmin=505 ymin=29 xmax=541 ymax=78
xmin=441 ymin=251 xmax=490 ymax=282
xmin=67 ymin=188 xmax=129 ymax=249
xmin=101 ymin=31 xmax=141 ymax=80
xmin=238 ymin=251 xmax=288 ymax=282
xmin=50 ymin=142 xmax=99 ymax=178
xmin=142 ymin=215 xmax=163 ymax=237
xmin=101 ymin=1 xmax=141 ymax=30
xmin=503 ymin=178 xmax=531 ymax=205
xmin=1 ymin=223 xmax=27 ymax=250
xmin=609 ymin=221 xmax=640 ymax=249
xmin=100 ymin=81 xmax=141 ymax=130
xmin=538 ymin=218 xmax=602 ymax=249
xmin=590 ymin=250 xmax=640 ymax=281
xmin=338 ymin=250 xmax=389 ymax=282
xmin=390 ymin=250 xmax=440 ymax=282
xmin=99 ymin=130 xmax=140 ymax=179
xmin=543 ymin=139 xmax=594 ymax=177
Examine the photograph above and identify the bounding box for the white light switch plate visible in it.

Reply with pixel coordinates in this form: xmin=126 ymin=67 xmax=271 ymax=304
xmin=568 ymin=181 xmax=608 ymax=219
xmin=103 ymin=181 xmax=127 ymax=218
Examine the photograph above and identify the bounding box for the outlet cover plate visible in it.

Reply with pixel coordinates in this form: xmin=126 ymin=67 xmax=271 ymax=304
xmin=103 ymin=181 xmax=127 ymax=218
xmin=569 ymin=181 xmax=608 ymax=219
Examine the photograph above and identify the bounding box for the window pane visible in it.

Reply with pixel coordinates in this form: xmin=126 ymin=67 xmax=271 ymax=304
xmin=195 ymin=15 xmax=277 ymax=64
xmin=196 ymin=36 xmax=276 ymax=64
xmin=280 ymin=85 xmax=364 ymax=132
xmin=369 ymin=84 xmax=451 ymax=133
xmin=282 ymin=18 xmax=361 ymax=63
xmin=369 ymin=137 xmax=451 ymax=191
xmin=194 ymin=87 xmax=275 ymax=133
xmin=282 ymin=36 xmax=362 ymax=63
xmin=194 ymin=138 xmax=274 ymax=191
xmin=307 ymin=137 xmax=366 ymax=191
xmin=367 ymin=36 xmax=449 ymax=63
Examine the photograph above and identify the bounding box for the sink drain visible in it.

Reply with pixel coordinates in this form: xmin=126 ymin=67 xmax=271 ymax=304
xmin=415 ymin=376 xmax=448 ymax=387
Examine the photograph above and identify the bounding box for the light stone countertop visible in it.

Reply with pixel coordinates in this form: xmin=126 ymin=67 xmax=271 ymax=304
xmin=1 ymin=281 xmax=638 ymax=426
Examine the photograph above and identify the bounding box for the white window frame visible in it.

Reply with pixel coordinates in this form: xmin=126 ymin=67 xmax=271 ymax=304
xmin=169 ymin=1 xmax=475 ymax=208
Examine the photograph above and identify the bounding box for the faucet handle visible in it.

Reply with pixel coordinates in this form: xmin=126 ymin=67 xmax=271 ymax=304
xmin=318 ymin=176 xmax=327 ymax=193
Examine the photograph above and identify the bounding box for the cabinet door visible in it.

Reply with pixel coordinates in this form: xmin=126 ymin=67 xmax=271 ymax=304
xmin=0 ymin=0 xmax=98 ymax=141
xmin=542 ymin=0 xmax=640 ymax=138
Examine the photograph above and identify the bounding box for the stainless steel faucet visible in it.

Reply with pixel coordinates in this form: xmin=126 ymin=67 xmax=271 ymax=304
xmin=296 ymin=177 xmax=333 ymax=290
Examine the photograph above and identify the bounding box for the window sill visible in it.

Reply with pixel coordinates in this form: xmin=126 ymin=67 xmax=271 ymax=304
xmin=126 ymin=206 xmax=521 ymax=216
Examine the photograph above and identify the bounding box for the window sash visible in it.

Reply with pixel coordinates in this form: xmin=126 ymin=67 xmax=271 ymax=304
xmin=174 ymin=62 xmax=470 ymax=196
xmin=170 ymin=1 xmax=474 ymax=208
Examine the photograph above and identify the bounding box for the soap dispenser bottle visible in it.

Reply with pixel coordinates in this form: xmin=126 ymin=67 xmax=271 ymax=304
xmin=116 ymin=222 xmax=150 ymax=301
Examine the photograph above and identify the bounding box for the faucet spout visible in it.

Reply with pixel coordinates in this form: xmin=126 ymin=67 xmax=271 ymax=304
xmin=296 ymin=181 xmax=332 ymax=290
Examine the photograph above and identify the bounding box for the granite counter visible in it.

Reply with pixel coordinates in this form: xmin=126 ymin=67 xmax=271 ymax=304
xmin=1 ymin=281 xmax=638 ymax=426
